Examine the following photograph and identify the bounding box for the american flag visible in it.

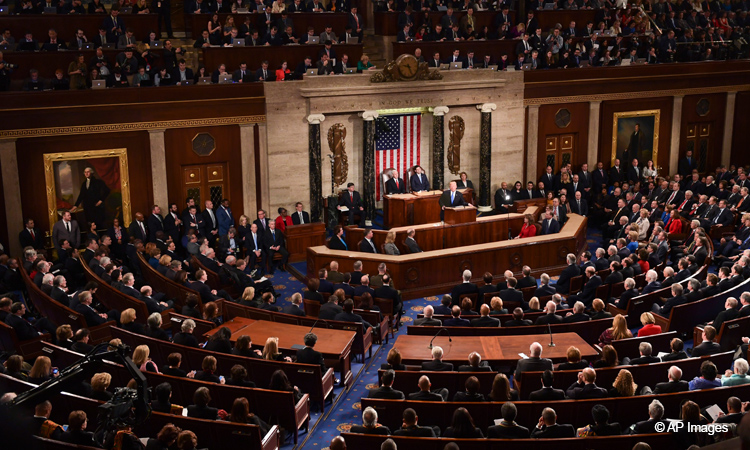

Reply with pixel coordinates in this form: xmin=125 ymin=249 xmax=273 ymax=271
xmin=375 ymin=113 xmax=421 ymax=201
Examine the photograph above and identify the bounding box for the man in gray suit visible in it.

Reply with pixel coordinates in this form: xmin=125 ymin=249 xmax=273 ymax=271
xmin=52 ymin=211 xmax=81 ymax=253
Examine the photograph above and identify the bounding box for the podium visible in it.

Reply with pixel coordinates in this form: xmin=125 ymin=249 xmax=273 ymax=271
xmin=383 ymin=189 xmax=473 ymax=229
xmin=444 ymin=206 xmax=477 ymax=225
xmin=285 ymin=222 xmax=326 ymax=262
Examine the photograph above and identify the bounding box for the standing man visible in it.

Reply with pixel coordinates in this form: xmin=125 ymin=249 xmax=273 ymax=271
xmin=216 ymin=198 xmax=234 ymax=237
xmin=626 ymin=123 xmax=646 ymax=164
xmin=439 ymin=181 xmax=468 ymax=221
xmin=19 ymin=218 xmax=45 ymax=251
xmin=246 ymin=223 xmax=266 ymax=275
xmin=338 ymin=183 xmax=365 ymax=227
xmin=291 ymin=202 xmax=310 ymax=225
xmin=147 ymin=205 xmax=164 ymax=243
xmin=52 ymin=211 xmax=81 ymax=253
xmin=163 ymin=203 xmax=182 ymax=243
xmin=385 ymin=169 xmax=407 ymax=194
xmin=71 ymin=167 xmax=110 ymax=228
xmin=264 ymin=220 xmax=288 ymax=274
xmin=410 ymin=165 xmax=430 ymax=192
xmin=202 ymin=200 xmax=219 ymax=244
xmin=128 ymin=212 xmax=149 ymax=243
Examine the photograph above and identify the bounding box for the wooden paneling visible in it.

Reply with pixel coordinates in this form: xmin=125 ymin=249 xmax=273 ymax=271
xmin=201 ymin=44 xmax=363 ymax=75
xmin=537 ymin=102 xmax=589 ymax=176
xmin=15 ymin=132 xmax=153 ymax=237
xmin=731 ymin=91 xmax=750 ymax=169
xmin=680 ymin=93 xmax=726 ymax=174
xmin=0 ymin=159 xmax=8 ymax=249
xmin=164 ymin=126 xmax=244 ymax=221
xmin=3 ymin=14 xmax=159 ymax=43
xmin=599 ymin=97 xmax=673 ymax=174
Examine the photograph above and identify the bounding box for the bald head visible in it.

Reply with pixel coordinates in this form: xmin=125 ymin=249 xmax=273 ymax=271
xmin=530 ymin=342 xmax=543 ymax=357
xmin=418 ymin=375 xmax=431 ymax=391
xmin=330 ymin=436 xmax=346 ymax=450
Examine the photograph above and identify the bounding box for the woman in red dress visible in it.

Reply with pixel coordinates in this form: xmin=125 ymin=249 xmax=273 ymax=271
xmin=666 ymin=209 xmax=683 ymax=235
xmin=516 ymin=214 xmax=537 ymax=239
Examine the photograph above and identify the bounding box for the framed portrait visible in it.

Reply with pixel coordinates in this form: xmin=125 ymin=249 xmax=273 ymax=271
xmin=44 ymin=148 xmax=132 ymax=233
xmin=611 ymin=110 xmax=660 ymax=167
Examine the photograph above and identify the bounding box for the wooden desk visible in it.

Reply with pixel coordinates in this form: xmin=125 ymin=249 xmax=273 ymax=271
xmin=285 ymin=222 xmax=326 ymax=263
xmin=206 ymin=317 xmax=356 ymax=386
xmin=189 ymin=12 xmax=351 ymax=39
xmin=201 ymin=44 xmax=363 ymax=77
xmin=444 ymin=206 xmax=476 ymax=225
xmin=392 ymin=333 xmax=598 ymax=365
xmin=309 ymin=212 xmax=588 ymax=299
xmin=383 ymin=189 xmax=472 ymax=229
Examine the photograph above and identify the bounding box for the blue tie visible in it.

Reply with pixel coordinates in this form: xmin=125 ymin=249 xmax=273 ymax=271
xmin=253 ymin=234 xmax=258 ymax=250
xmin=451 ymin=192 xmax=455 ymax=203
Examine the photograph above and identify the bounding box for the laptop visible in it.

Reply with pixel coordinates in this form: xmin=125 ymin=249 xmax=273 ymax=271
xmin=436 ymin=5 xmax=447 ymax=10
xmin=102 ymin=43 xmax=115 ymax=49
xmin=635 ymin=58 xmax=646 ymax=64
xmin=345 ymin=67 xmax=357 ymax=74
xmin=308 ymin=36 xmax=320 ymax=44
xmin=236 ymin=7 xmax=248 ymax=12
xmin=487 ymin=64 xmax=498 ymax=70
xmin=449 ymin=61 xmax=463 ymax=70
xmin=0 ymin=6 xmax=8 ymax=14
xmin=405 ymin=37 xmax=415 ymax=42
xmin=82 ymin=42 xmax=93 ymax=50
xmin=218 ymin=73 xmax=232 ymax=84
xmin=150 ymin=40 xmax=162 ymax=49
xmin=233 ymin=38 xmax=245 ymax=46
xmin=439 ymin=63 xmax=450 ymax=70
xmin=579 ymin=60 xmax=590 ymax=67
xmin=521 ymin=63 xmax=532 ymax=70
xmin=198 ymin=76 xmax=212 ymax=84
xmin=506 ymin=66 xmax=516 ymax=71
xmin=139 ymin=78 xmax=153 ymax=87
xmin=305 ymin=68 xmax=318 ymax=76
xmin=43 ymin=6 xmax=57 ymax=13
xmin=91 ymin=80 xmax=106 ymax=89
xmin=346 ymin=36 xmax=359 ymax=44
xmin=120 ymin=6 xmax=132 ymax=13
xmin=0 ymin=43 xmax=16 ymax=51
xmin=620 ymin=59 xmax=631 ymax=66
xmin=181 ymin=79 xmax=193 ymax=86
xmin=543 ymin=2 xmax=555 ymax=8
xmin=256 ymin=4 xmax=266 ymax=11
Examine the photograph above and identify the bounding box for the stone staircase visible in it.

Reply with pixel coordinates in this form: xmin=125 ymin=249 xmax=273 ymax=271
xmin=362 ymin=32 xmax=387 ymax=69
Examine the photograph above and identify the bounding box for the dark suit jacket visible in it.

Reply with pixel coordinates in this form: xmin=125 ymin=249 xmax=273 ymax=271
xmin=528 ymin=386 xmax=566 ymax=401
xmin=74 ymin=303 xmax=107 ymax=327
xmin=691 ymin=341 xmax=721 ymax=357
xmin=414 ymin=317 xmax=442 ymax=326
xmin=653 ymin=380 xmax=689 ymax=394
xmin=393 ymin=426 xmax=437 ymax=437
xmin=385 ymin=177 xmax=407 ymax=194
xmin=421 ymin=360 xmax=454 ymax=371
xmin=350 ymin=425 xmax=391 ymax=435
xmin=541 ymin=218 xmax=560 ymax=235
xmin=514 ymin=357 xmax=553 ymax=380
xmin=472 ymin=316 xmax=500 ymax=327
xmin=19 ymin=228 xmax=45 ymax=249
xmin=368 ymin=386 xmax=405 ymax=399
xmin=629 ymin=355 xmax=661 ymax=365
xmin=614 ymin=288 xmax=639 ymax=310
xmin=450 ymin=282 xmax=479 ymax=305
xmin=439 ymin=189 xmax=468 ymax=208
xmin=5 ymin=314 xmax=39 ymax=341
xmin=556 ymin=264 xmax=581 ymax=294
xmin=534 ymin=284 xmax=556 ymax=298
xmin=408 ymin=390 xmax=444 ymax=401
xmin=565 ymin=382 xmax=609 ymax=399
xmin=410 ymin=173 xmax=430 ymax=191
xmin=359 ymin=238 xmax=378 ymax=253
xmin=562 ymin=312 xmax=591 ymax=323
xmin=713 ymin=308 xmax=740 ymax=333
xmin=443 ymin=317 xmax=470 ymax=327
xmin=291 ymin=211 xmax=310 ymax=225
xmin=530 ymin=424 xmax=575 ymax=438
xmin=296 ymin=346 xmax=325 ymax=372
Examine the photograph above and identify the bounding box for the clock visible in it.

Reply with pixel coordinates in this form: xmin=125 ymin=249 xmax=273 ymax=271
xmin=191 ymin=133 xmax=216 ymax=156
xmin=395 ymin=54 xmax=419 ymax=80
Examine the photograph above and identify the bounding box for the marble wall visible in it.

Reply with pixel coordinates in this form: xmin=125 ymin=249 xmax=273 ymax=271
xmin=263 ymin=70 xmax=525 ymax=215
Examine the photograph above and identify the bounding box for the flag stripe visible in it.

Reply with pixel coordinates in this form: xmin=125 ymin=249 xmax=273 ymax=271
xmin=375 ymin=113 xmax=421 ymax=201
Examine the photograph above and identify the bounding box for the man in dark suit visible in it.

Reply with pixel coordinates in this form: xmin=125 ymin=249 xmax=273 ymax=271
xmin=263 ymin=221 xmax=288 ymax=274
xmin=410 ymin=165 xmax=430 ymax=191
xmin=516 ymin=266 xmax=536 ymax=289
xmin=540 ymin=209 xmax=560 ymax=235
xmin=530 ymin=408 xmax=575 ymax=438
xmin=421 ymin=346 xmax=454 ymax=371
xmin=334 ymin=298 xmax=372 ymax=330
xmin=318 ymin=294 xmax=342 ymax=319
xmin=505 ymin=308 xmax=533 ymax=327
xmin=712 ymin=297 xmax=740 ymax=334
xmin=443 ymin=305 xmax=470 ymax=327
xmin=568 ymin=267 xmax=601 ymax=307
xmin=282 ymin=293 xmax=306 ymax=317
xmin=414 ymin=305 xmax=442 ymax=326
xmin=368 ymin=369 xmax=405 ymax=399
xmin=408 ymin=375 xmax=447 ymax=401
xmin=536 ymin=301 xmax=563 ymax=325
xmin=439 ymin=181 xmax=468 ymax=221
xmin=295 ymin=332 xmax=325 ymax=372
xmin=405 ymin=229 xmax=422 ymax=253
xmin=245 ymin=223 xmax=266 ymax=275
xmin=231 ymin=62 xmax=254 ymax=83
xmin=514 ymin=342 xmax=553 ymax=383
xmin=614 ymin=278 xmax=640 ymax=310
xmin=74 ymin=291 xmax=119 ymax=326
xmin=338 ymin=182 xmax=365 ymax=227
xmin=393 ymin=408 xmax=438 ymax=437
xmin=472 ymin=304 xmax=500 ymax=327
xmin=5 ymin=302 xmax=42 ymax=341
xmin=385 ymin=168 xmax=407 ymax=194
xmin=629 ymin=342 xmax=661 ymax=365
xmin=102 ymin=9 xmax=125 ymax=44
xmin=563 ymin=301 xmax=591 ymax=323
xmin=534 ymin=274 xmax=557 ymax=298
xmin=652 ymin=283 xmax=686 ymax=317
xmin=555 ymin=254 xmax=580 ymax=294
xmin=499 ymin=277 xmax=525 ymax=309
xmin=374 ymin=274 xmax=402 ymax=318
xmin=450 ymin=269 xmax=479 ymax=306
xmin=678 ymin=150 xmax=697 ymax=177
xmin=528 ymin=370 xmax=566 ymax=401
xmin=653 ymin=366 xmax=690 ymax=394
xmin=146 ymin=205 xmax=165 ymax=243
xmin=691 ymin=325 xmax=722 ymax=357
xmin=565 ymin=368 xmax=609 ymax=399
xmin=128 ymin=212 xmax=149 ymax=243
xmin=350 ymin=407 xmax=391 ymax=436
xmin=570 ymin=191 xmax=589 ymax=216
xmin=19 ymin=218 xmax=45 ymax=250
xmin=291 ymin=202 xmax=310 ymax=225
xmin=358 ymin=228 xmax=378 ymax=253
xmin=201 ymin=200 xmax=219 ymax=244
xmin=712 ymin=200 xmax=734 ymax=227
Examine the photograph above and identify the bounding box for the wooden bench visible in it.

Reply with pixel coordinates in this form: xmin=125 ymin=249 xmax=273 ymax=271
xmin=652 ymin=277 xmax=750 ymax=335
xmin=375 ymin=370 xmax=498 ymax=397
xmin=693 ymin=315 xmax=750 ymax=352
xmin=406 ymin=316 xmax=616 ymax=346
xmin=609 ymin=331 xmax=678 ymax=360
xmin=191 ymin=256 xmax=239 ymax=298
xmin=1 ymin=374 xmax=280 ymax=450
xmin=38 ymin=341 xmax=310 ymax=444
xmin=167 ymin=311 xmax=216 ymax=343
xmin=0 ymin=321 xmax=49 ymax=360
xmin=341 ymin=431 xmax=678 ymax=450
xmin=517 ymin=350 xmax=735 ymax=400
xmin=414 ymin=308 xmax=574 ymax=327
xmin=361 ymin=383 xmax=750 ymax=433
xmin=106 ymin=326 xmax=336 ymax=411
xmin=137 ymin=252 xmax=203 ymax=313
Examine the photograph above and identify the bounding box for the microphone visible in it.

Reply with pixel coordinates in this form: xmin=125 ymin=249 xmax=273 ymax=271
xmin=308 ymin=319 xmax=329 ymax=334
xmin=547 ymin=323 xmax=555 ymax=347
xmin=428 ymin=327 xmax=452 ymax=349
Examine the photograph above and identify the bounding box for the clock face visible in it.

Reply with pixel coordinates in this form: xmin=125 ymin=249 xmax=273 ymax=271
xmin=396 ymin=54 xmax=419 ymax=79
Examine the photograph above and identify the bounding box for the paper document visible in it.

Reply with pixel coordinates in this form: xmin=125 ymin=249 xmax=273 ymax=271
xmin=705 ymin=405 xmax=724 ymax=421
xmin=339 ymin=206 xmax=349 ymax=212
xmin=518 ymin=353 xmax=528 ymax=359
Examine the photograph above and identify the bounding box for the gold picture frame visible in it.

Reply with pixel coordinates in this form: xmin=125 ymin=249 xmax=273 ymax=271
xmin=611 ymin=109 xmax=660 ymax=167
xmin=44 ymin=148 xmax=132 ymax=233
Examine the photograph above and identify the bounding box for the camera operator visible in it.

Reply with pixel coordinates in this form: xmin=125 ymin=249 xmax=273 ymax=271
xmin=0 ymin=51 xmax=16 ymax=91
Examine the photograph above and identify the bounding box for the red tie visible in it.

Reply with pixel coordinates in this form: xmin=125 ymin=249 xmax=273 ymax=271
xmin=350 ymin=193 xmax=353 ymax=202
xmin=396 ymin=179 xmax=399 ymax=189
xmin=30 ymin=229 xmax=35 ymax=240
xmin=679 ymin=200 xmax=687 ymax=210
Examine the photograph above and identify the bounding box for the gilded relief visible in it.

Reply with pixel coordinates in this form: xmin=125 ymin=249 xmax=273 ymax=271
xmin=447 ymin=116 xmax=465 ymax=175
xmin=327 ymin=124 xmax=348 ymax=188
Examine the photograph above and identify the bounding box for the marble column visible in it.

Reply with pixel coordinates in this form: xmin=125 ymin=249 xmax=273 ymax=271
xmin=257 ymin=122 xmax=270 ymax=210
xmin=148 ymin=129 xmax=168 ymax=211
xmin=239 ymin=123 xmax=257 ymax=219
xmin=526 ymin=105 xmax=539 ymax=183
xmin=587 ymin=101 xmax=601 ymax=166
xmin=1 ymin=139 xmax=23 ymax=258
xmin=722 ymin=92 xmax=737 ymax=167
xmin=361 ymin=110 xmax=379 ymax=225
xmin=307 ymin=114 xmax=325 ymax=224
xmin=476 ymin=103 xmax=496 ymax=212
xmin=669 ymin=96 xmax=683 ymax=174
xmin=431 ymin=106 xmax=449 ymax=190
